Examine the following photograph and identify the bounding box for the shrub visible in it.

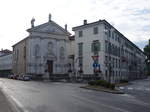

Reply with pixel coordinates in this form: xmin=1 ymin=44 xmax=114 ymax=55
xmin=98 ymin=80 xmax=107 ymax=86
xmin=95 ymin=80 xmax=102 ymax=85
xmin=109 ymin=84 xmax=115 ymax=90
xmin=88 ymin=81 xmax=95 ymax=85
xmin=105 ymin=83 xmax=111 ymax=88
xmin=120 ymin=79 xmax=128 ymax=83
xmin=88 ymin=80 xmax=115 ymax=89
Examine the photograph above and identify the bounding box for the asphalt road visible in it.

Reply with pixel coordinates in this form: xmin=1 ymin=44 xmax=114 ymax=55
xmin=0 ymin=78 xmax=150 ymax=112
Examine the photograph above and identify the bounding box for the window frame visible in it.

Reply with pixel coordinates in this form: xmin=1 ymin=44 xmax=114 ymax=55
xmin=78 ymin=30 xmax=83 ymax=37
xmin=93 ymin=27 xmax=98 ymax=34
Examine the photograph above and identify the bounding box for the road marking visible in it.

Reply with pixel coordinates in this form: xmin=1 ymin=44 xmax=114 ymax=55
xmin=127 ymin=87 xmax=133 ymax=90
xmin=121 ymin=94 xmax=135 ymax=99
xmin=10 ymin=95 xmax=29 ymax=112
xmin=119 ymin=87 xmax=125 ymax=89
xmin=0 ymin=82 xmax=29 ymax=112
xmin=145 ymin=88 xmax=150 ymax=91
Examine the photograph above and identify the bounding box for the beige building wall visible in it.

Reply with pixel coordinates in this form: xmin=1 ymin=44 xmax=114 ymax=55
xmin=12 ymin=39 xmax=26 ymax=76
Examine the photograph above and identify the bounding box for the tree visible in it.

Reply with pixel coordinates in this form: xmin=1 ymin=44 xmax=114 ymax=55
xmin=144 ymin=39 xmax=150 ymax=75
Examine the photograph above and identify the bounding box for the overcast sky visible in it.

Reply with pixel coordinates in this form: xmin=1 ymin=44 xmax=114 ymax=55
xmin=0 ymin=0 xmax=149 ymax=50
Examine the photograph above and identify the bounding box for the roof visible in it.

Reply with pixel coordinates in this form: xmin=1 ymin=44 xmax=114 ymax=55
xmin=12 ymin=37 xmax=29 ymax=47
xmin=0 ymin=49 xmax=12 ymax=53
xmin=72 ymin=20 xmax=102 ymax=31
xmin=13 ymin=20 xmax=72 ymax=47
xmin=0 ymin=49 xmax=12 ymax=57
xmin=27 ymin=20 xmax=71 ymax=36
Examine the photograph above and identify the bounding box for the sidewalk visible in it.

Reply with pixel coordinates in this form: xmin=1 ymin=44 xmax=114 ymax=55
xmin=0 ymin=90 xmax=14 ymax=112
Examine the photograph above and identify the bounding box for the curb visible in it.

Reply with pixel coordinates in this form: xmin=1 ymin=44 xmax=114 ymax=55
xmin=80 ymin=86 xmax=124 ymax=94
xmin=0 ymin=86 xmax=24 ymax=112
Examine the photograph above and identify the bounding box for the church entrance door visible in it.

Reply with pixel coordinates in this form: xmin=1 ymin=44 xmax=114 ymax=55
xmin=47 ymin=60 xmax=53 ymax=78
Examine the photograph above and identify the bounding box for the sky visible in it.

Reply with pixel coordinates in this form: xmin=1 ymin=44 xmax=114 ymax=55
xmin=0 ymin=0 xmax=150 ymax=50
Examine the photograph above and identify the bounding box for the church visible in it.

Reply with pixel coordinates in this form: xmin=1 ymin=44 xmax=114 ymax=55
xmin=12 ymin=14 xmax=72 ymax=79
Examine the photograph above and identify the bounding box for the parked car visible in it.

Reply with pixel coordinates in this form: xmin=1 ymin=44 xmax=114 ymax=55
xmin=8 ymin=75 xmax=14 ymax=79
xmin=13 ymin=75 xmax=19 ymax=79
xmin=18 ymin=75 xmax=31 ymax=81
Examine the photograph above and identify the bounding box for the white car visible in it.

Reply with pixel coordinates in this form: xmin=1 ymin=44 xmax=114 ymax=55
xmin=18 ymin=75 xmax=31 ymax=81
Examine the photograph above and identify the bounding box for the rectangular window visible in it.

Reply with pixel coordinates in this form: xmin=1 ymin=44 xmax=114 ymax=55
xmin=105 ymin=56 xmax=108 ymax=66
xmin=113 ymin=58 xmax=115 ymax=68
xmin=115 ymin=34 xmax=117 ymax=41
xmin=78 ymin=57 xmax=83 ymax=67
xmin=104 ymin=26 xmax=107 ymax=35
xmin=78 ymin=43 xmax=83 ymax=56
xmin=119 ymin=60 xmax=120 ymax=68
xmin=78 ymin=43 xmax=83 ymax=67
xmin=105 ymin=40 xmax=108 ymax=53
xmin=108 ymin=29 xmax=111 ymax=37
xmin=93 ymin=27 xmax=98 ymax=34
xmin=112 ymin=32 xmax=114 ymax=39
xmin=116 ymin=59 xmax=117 ymax=68
xmin=109 ymin=57 xmax=112 ymax=67
xmin=108 ymin=42 xmax=111 ymax=54
xmin=24 ymin=46 xmax=26 ymax=59
xmin=112 ymin=44 xmax=114 ymax=55
xmin=106 ymin=70 xmax=107 ymax=76
xmin=78 ymin=31 xmax=83 ymax=37
xmin=105 ymin=56 xmax=108 ymax=62
xmin=91 ymin=40 xmax=100 ymax=55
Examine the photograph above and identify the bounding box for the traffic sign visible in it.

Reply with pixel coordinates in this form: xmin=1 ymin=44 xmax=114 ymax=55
xmin=93 ymin=63 xmax=97 ymax=68
xmin=92 ymin=55 xmax=99 ymax=61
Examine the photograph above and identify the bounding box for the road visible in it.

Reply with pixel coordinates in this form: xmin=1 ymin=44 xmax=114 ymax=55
xmin=0 ymin=78 xmax=150 ymax=112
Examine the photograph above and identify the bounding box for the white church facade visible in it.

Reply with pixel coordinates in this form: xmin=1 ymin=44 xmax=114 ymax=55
xmin=12 ymin=15 xmax=71 ymax=79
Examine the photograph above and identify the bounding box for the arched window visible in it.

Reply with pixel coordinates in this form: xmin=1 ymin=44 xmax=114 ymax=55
xmin=34 ymin=44 xmax=40 ymax=57
xmin=60 ymin=47 xmax=65 ymax=59
xmin=47 ymin=42 xmax=53 ymax=55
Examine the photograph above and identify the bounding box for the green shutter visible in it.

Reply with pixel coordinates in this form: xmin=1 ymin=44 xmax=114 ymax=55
xmin=99 ymin=42 xmax=101 ymax=51
xmin=91 ymin=43 xmax=94 ymax=52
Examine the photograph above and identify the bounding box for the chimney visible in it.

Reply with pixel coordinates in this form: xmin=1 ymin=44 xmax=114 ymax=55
xmin=83 ymin=19 xmax=87 ymax=25
xmin=31 ymin=18 xmax=35 ymax=28
xmin=65 ymin=24 xmax=67 ymax=31
xmin=49 ymin=13 xmax=52 ymax=22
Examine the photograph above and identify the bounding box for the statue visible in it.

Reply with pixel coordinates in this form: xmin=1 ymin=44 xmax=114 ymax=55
xmin=31 ymin=18 xmax=35 ymax=28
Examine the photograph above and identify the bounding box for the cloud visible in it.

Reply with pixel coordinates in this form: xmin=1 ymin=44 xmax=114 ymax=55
xmin=135 ymin=40 xmax=148 ymax=50
xmin=133 ymin=9 xmax=150 ymax=15
xmin=0 ymin=0 xmax=149 ymax=50
xmin=91 ymin=0 xmax=150 ymax=44
xmin=142 ymin=25 xmax=150 ymax=31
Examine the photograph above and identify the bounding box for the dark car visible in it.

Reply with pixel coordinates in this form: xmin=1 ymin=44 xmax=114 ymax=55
xmin=13 ymin=75 xmax=19 ymax=79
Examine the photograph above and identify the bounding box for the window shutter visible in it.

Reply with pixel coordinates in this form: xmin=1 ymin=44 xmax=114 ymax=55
xmin=91 ymin=43 xmax=94 ymax=52
xmin=99 ymin=42 xmax=101 ymax=51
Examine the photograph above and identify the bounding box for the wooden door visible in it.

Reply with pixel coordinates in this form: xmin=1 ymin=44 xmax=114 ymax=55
xmin=47 ymin=60 xmax=53 ymax=74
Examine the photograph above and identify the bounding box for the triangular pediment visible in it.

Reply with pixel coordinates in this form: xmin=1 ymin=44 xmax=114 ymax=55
xmin=27 ymin=21 xmax=71 ymax=36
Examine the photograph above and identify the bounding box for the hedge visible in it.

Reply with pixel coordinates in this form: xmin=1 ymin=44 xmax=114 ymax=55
xmin=88 ymin=80 xmax=115 ymax=90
